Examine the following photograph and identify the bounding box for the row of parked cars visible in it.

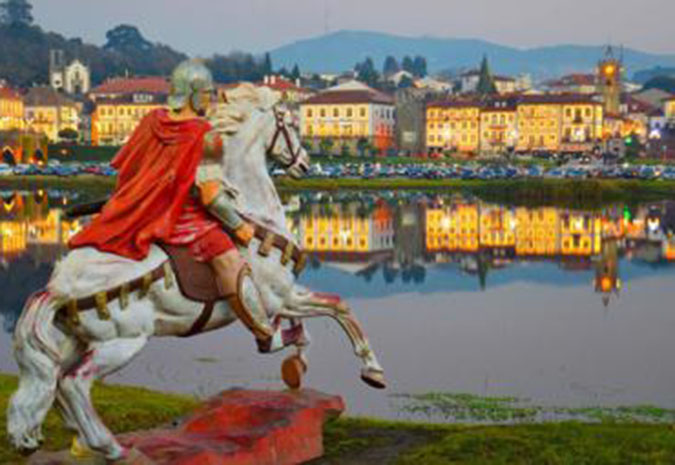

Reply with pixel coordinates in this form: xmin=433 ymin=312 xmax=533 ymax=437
xmin=299 ymin=162 xmax=675 ymax=181
xmin=0 ymin=162 xmax=116 ymax=177
xmin=2 ymin=160 xmax=674 ymax=182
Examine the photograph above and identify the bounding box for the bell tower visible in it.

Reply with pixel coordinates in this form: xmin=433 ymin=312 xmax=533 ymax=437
xmin=597 ymin=45 xmax=623 ymax=116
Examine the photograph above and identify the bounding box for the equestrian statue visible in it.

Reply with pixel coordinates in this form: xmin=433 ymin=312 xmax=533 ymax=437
xmin=7 ymin=59 xmax=386 ymax=462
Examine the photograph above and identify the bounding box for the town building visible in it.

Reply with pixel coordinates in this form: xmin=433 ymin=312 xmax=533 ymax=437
xmin=395 ymin=87 xmax=439 ymax=155
xmin=298 ymin=202 xmax=394 ymax=258
xmin=543 ymin=74 xmax=597 ymax=94
xmin=597 ymin=46 xmax=623 ymax=116
xmin=458 ymin=70 xmax=517 ymax=95
xmin=426 ymin=99 xmax=481 ymax=154
xmin=49 ymin=50 xmax=91 ymax=95
xmin=0 ymin=130 xmax=48 ymax=165
xmin=300 ymin=81 xmax=396 ymax=156
xmin=258 ymin=75 xmax=314 ymax=105
xmin=480 ymin=97 xmax=518 ymax=154
xmin=89 ymin=77 xmax=170 ymax=146
xmin=516 ymin=94 xmax=603 ymax=153
xmin=665 ymin=96 xmax=675 ymax=121
xmin=23 ymin=87 xmax=80 ymax=143
xmin=0 ymin=86 xmax=24 ymax=132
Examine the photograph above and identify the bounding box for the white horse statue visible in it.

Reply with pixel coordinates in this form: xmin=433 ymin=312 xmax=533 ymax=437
xmin=7 ymin=84 xmax=386 ymax=461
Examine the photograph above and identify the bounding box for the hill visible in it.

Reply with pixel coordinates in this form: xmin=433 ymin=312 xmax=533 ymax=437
xmin=270 ymin=30 xmax=675 ymax=79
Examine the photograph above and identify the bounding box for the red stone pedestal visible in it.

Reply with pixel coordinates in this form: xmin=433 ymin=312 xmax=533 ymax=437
xmin=30 ymin=389 xmax=345 ymax=465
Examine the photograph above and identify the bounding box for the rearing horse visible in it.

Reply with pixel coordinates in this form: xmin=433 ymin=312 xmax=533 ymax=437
xmin=7 ymin=84 xmax=386 ymax=461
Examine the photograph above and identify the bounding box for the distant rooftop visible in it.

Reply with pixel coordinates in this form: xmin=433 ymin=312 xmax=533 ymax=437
xmin=23 ymin=87 xmax=77 ymax=107
xmin=303 ymin=81 xmax=394 ymax=105
xmin=91 ymin=76 xmax=170 ymax=95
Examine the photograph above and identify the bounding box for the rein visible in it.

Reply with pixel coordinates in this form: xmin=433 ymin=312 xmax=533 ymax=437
xmin=266 ymin=106 xmax=302 ymax=170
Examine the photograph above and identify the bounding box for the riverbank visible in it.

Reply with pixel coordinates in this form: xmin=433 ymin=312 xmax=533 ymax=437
xmin=1 ymin=175 xmax=674 ymax=204
xmin=1 ymin=374 xmax=674 ymax=464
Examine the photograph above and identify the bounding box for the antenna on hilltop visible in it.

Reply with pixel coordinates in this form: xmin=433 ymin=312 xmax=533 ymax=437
xmin=323 ymin=0 xmax=331 ymax=35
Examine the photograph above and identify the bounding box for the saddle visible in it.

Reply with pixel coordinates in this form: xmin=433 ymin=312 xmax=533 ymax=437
xmin=158 ymin=243 xmax=224 ymax=303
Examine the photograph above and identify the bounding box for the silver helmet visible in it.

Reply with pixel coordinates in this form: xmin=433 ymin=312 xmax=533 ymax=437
xmin=167 ymin=59 xmax=215 ymax=115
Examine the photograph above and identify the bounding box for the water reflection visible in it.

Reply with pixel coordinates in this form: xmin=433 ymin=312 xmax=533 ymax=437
xmin=1 ymin=190 xmax=674 ymax=331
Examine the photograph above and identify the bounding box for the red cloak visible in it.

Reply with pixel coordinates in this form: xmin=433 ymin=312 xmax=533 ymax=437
xmin=69 ymin=108 xmax=211 ymax=260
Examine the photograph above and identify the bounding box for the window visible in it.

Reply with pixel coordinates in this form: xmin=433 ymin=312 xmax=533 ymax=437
xmin=360 ymin=108 xmax=366 ymax=117
xmin=333 ymin=108 xmax=339 ymax=118
xmin=347 ymin=108 xmax=353 ymax=117
xmin=306 ymin=109 xmax=313 ymax=118
xmin=320 ymin=108 xmax=326 ymax=117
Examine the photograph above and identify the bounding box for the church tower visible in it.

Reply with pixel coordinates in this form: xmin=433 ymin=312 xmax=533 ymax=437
xmin=597 ymin=46 xmax=623 ymax=116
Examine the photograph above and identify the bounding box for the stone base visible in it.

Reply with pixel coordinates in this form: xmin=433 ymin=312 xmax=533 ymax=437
xmin=29 ymin=389 xmax=345 ymax=465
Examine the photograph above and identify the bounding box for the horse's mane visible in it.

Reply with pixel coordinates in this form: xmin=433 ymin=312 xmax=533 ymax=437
xmin=210 ymin=83 xmax=281 ymax=140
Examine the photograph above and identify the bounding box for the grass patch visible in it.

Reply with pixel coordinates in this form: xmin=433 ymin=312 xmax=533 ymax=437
xmin=0 ymin=373 xmax=198 ymax=464
xmin=392 ymin=392 xmax=675 ymax=424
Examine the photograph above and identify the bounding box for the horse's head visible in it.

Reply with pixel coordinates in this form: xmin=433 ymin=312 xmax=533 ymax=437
xmin=212 ymin=84 xmax=309 ymax=180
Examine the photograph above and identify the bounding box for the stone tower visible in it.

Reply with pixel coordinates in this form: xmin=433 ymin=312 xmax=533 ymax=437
xmin=597 ymin=46 xmax=623 ymax=116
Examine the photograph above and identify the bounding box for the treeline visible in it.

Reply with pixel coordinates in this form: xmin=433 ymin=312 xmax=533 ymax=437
xmin=0 ymin=0 xmax=273 ymax=87
xmin=353 ymin=55 xmax=428 ymax=89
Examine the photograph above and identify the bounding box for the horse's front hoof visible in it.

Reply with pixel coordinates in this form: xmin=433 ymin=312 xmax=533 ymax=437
xmin=282 ymin=354 xmax=307 ymax=390
xmin=361 ymin=369 xmax=387 ymax=390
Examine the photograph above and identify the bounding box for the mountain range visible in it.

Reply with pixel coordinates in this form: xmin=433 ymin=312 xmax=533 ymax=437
xmin=270 ymin=30 xmax=675 ymax=80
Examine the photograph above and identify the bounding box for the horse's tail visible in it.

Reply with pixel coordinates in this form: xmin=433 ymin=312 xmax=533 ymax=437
xmin=7 ymin=290 xmax=63 ymax=451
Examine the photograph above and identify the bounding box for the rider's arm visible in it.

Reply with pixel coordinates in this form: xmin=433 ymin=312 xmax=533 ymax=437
xmin=196 ymin=131 xmax=245 ymax=231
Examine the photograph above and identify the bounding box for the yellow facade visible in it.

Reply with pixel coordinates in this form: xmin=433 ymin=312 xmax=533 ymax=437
xmin=426 ymin=105 xmax=481 ymax=153
xmin=425 ymin=205 xmax=479 ymax=252
xmin=0 ymin=90 xmax=24 ymax=131
xmin=300 ymin=206 xmax=371 ymax=253
xmin=479 ymin=207 xmax=516 ymax=248
xmin=515 ymin=208 xmax=559 ymax=256
xmin=560 ymin=212 xmax=602 ymax=256
xmin=300 ymin=100 xmax=395 ymax=153
xmin=517 ymin=103 xmax=562 ymax=151
xmin=25 ymin=105 xmax=79 ymax=142
xmin=665 ymin=99 xmax=675 ymax=120
xmin=480 ymin=110 xmax=517 ymax=152
xmin=94 ymin=102 xmax=163 ymax=146
xmin=560 ymin=103 xmax=603 ymax=145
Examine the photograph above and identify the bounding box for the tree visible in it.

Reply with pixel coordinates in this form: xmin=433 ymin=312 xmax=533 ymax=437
xmin=104 ymin=25 xmax=152 ymax=51
xmin=477 ymin=55 xmax=497 ymax=95
xmin=319 ymin=138 xmax=335 ymax=156
xmin=383 ymin=56 xmax=400 ymax=76
xmin=643 ymin=76 xmax=675 ymax=94
xmin=402 ymin=56 xmax=414 ymax=74
xmin=0 ymin=0 xmax=33 ymax=26
xmin=263 ymin=52 xmax=272 ymax=75
xmin=290 ymin=64 xmax=301 ymax=81
xmin=357 ymin=137 xmax=370 ymax=157
xmin=412 ymin=55 xmax=427 ymax=78
xmin=355 ymin=57 xmax=379 ymax=87
xmin=278 ymin=66 xmax=290 ymax=78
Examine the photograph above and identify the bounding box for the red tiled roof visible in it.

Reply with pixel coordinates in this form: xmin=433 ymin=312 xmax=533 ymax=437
xmin=0 ymin=87 xmax=22 ymax=101
xmin=91 ymin=77 xmax=170 ymax=95
xmin=302 ymin=89 xmax=393 ymax=105
xmin=427 ymin=99 xmax=481 ymax=109
xmin=518 ymin=93 xmax=600 ymax=105
xmin=23 ymin=87 xmax=77 ymax=107
xmin=545 ymin=74 xmax=597 ymax=88
xmin=622 ymin=94 xmax=655 ymax=113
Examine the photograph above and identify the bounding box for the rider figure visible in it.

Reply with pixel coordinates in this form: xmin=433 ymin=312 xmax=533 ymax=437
xmin=68 ymin=59 xmax=298 ymax=353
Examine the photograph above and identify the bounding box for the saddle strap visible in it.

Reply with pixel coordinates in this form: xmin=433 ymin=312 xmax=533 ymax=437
xmin=250 ymin=222 xmax=307 ymax=276
xmin=60 ymin=263 xmax=167 ymax=321
xmin=181 ymin=301 xmax=216 ymax=338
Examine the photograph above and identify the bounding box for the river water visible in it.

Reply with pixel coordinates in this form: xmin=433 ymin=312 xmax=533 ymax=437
xmin=1 ymin=189 xmax=674 ymax=421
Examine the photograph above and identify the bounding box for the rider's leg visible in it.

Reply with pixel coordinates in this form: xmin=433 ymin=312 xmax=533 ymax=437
xmin=210 ymin=250 xmax=301 ymax=353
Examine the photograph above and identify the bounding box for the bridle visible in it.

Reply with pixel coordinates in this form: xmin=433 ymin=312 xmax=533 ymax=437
xmin=266 ymin=106 xmax=303 ymax=170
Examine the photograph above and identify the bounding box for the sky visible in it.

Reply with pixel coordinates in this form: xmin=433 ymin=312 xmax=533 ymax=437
xmin=31 ymin=0 xmax=675 ymax=57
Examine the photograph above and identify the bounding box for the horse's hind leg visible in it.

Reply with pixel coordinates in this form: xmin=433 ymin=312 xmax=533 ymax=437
xmin=284 ymin=289 xmax=386 ymax=389
xmin=57 ymin=336 xmax=148 ymax=460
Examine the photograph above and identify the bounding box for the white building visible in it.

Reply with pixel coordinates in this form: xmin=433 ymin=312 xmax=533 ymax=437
xmin=49 ymin=50 xmax=91 ymax=95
